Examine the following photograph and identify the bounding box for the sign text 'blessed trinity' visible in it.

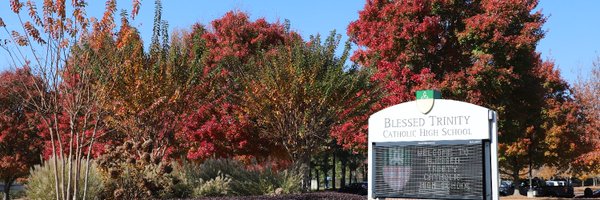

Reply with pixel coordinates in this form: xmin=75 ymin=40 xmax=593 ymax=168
xmin=382 ymin=115 xmax=472 ymax=138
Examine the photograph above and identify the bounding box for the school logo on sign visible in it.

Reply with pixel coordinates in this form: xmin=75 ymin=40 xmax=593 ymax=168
xmin=383 ymin=148 xmax=411 ymax=192
xmin=416 ymin=90 xmax=441 ymax=114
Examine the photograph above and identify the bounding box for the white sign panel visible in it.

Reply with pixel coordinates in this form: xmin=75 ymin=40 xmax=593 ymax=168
xmin=369 ymin=99 xmax=491 ymax=142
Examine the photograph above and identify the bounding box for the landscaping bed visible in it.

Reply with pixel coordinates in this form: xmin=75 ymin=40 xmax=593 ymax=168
xmin=191 ymin=192 xmax=366 ymax=200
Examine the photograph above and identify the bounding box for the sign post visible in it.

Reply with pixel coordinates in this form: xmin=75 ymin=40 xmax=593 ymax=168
xmin=368 ymin=90 xmax=498 ymax=200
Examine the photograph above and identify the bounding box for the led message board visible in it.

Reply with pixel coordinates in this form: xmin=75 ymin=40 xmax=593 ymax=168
xmin=368 ymin=91 xmax=498 ymax=200
xmin=372 ymin=141 xmax=485 ymax=199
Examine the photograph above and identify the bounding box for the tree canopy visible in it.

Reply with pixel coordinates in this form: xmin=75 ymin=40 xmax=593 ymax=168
xmin=347 ymin=0 xmax=591 ymax=180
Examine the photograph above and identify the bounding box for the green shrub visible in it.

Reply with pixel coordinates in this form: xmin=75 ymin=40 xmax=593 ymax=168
xmin=193 ymin=173 xmax=232 ymax=197
xmin=26 ymin=157 xmax=103 ymax=200
xmin=179 ymin=158 xmax=302 ymax=197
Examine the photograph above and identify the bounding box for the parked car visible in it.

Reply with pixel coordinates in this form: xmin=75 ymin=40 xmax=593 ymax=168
xmin=543 ymin=180 xmax=574 ymax=198
xmin=575 ymin=188 xmax=600 ymax=198
xmin=518 ymin=178 xmax=546 ymax=196
xmin=338 ymin=181 xmax=367 ymax=195
xmin=570 ymin=178 xmax=583 ymax=187
xmin=499 ymin=180 xmax=515 ymax=196
xmin=584 ymin=178 xmax=599 ymax=186
xmin=518 ymin=178 xmax=574 ymax=198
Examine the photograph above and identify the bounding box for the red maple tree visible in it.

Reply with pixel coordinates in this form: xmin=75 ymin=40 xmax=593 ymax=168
xmin=344 ymin=0 xmax=589 ymax=182
xmin=0 ymin=67 xmax=43 ymax=199
xmin=178 ymin=11 xmax=299 ymax=162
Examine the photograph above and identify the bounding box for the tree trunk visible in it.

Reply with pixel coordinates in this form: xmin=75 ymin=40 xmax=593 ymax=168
xmin=3 ymin=180 xmax=11 ymax=200
xmin=308 ymin=163 xmax=312 ymax=191
xmin=332 ymin=153 xmax=336 ymax=190
xmin=53 ymin=114 xmax=66 ymax=200
xmin=83 ymin=117 xmax=99 ymax=200
xmin=363 ymin=164 xmax=367 ymax=182
xmin=45 ymin=123 xmax=61 ymax=200
xmin=66 ymin=121 xmax=75 ymax=200
xmin=323 ymin=168 xmax=328 ymax=189
xmin=349 ymin=170 xmax=353 ymax=184
xmin=315 ymin=168 xmax=320 ymax=191
xmin=512 ymin=170 xmax=520 ymax=190
xmin=322 ymin=153 xmax=329 ymax=189
xmin=301 ymin=163 xmax=310 ymax=192
xmin=298 ymin=155 xmax=311 ymax=192
xmin=349 ymin=164 xmax=358 ymax=184
xmin=341 ymin=158 xmax=347 ymax=188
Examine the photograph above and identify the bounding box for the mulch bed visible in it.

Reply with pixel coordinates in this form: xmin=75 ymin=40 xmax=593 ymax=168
xmin=189 ymin=192 xmax=366 ymax=200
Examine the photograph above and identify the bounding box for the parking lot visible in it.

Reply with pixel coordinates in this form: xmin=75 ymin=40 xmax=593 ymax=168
xmin=501 ymin=187 xmax=600 ymax=199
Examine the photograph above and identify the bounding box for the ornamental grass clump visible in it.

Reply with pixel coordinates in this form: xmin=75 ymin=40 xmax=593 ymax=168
xmin=96 ymin=140 xmax=182 ymax=199
xmin=26 ymin=157 xmax=103 ymax=200
xmin=178 ymin=158 xmax=302 ymax=197
xmin=193 ymin=173 xmax=232 ymax=197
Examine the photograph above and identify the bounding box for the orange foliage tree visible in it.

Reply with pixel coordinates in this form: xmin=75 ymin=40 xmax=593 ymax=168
xmin=573 ymin=59 xmax=600 ymax=174
xmin=0 ymin=0 xmax=139 ymax=199
xmin=239 ymin=32 xmax=378 ymax=190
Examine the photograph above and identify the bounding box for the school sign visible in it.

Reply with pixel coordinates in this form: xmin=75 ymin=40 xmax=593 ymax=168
xmin=368 ymin=90 xmax=499 ymax=200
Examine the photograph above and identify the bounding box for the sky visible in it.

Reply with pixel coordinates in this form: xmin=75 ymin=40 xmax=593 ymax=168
xmin=1 ymin=0 xmax=598 ymax=85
